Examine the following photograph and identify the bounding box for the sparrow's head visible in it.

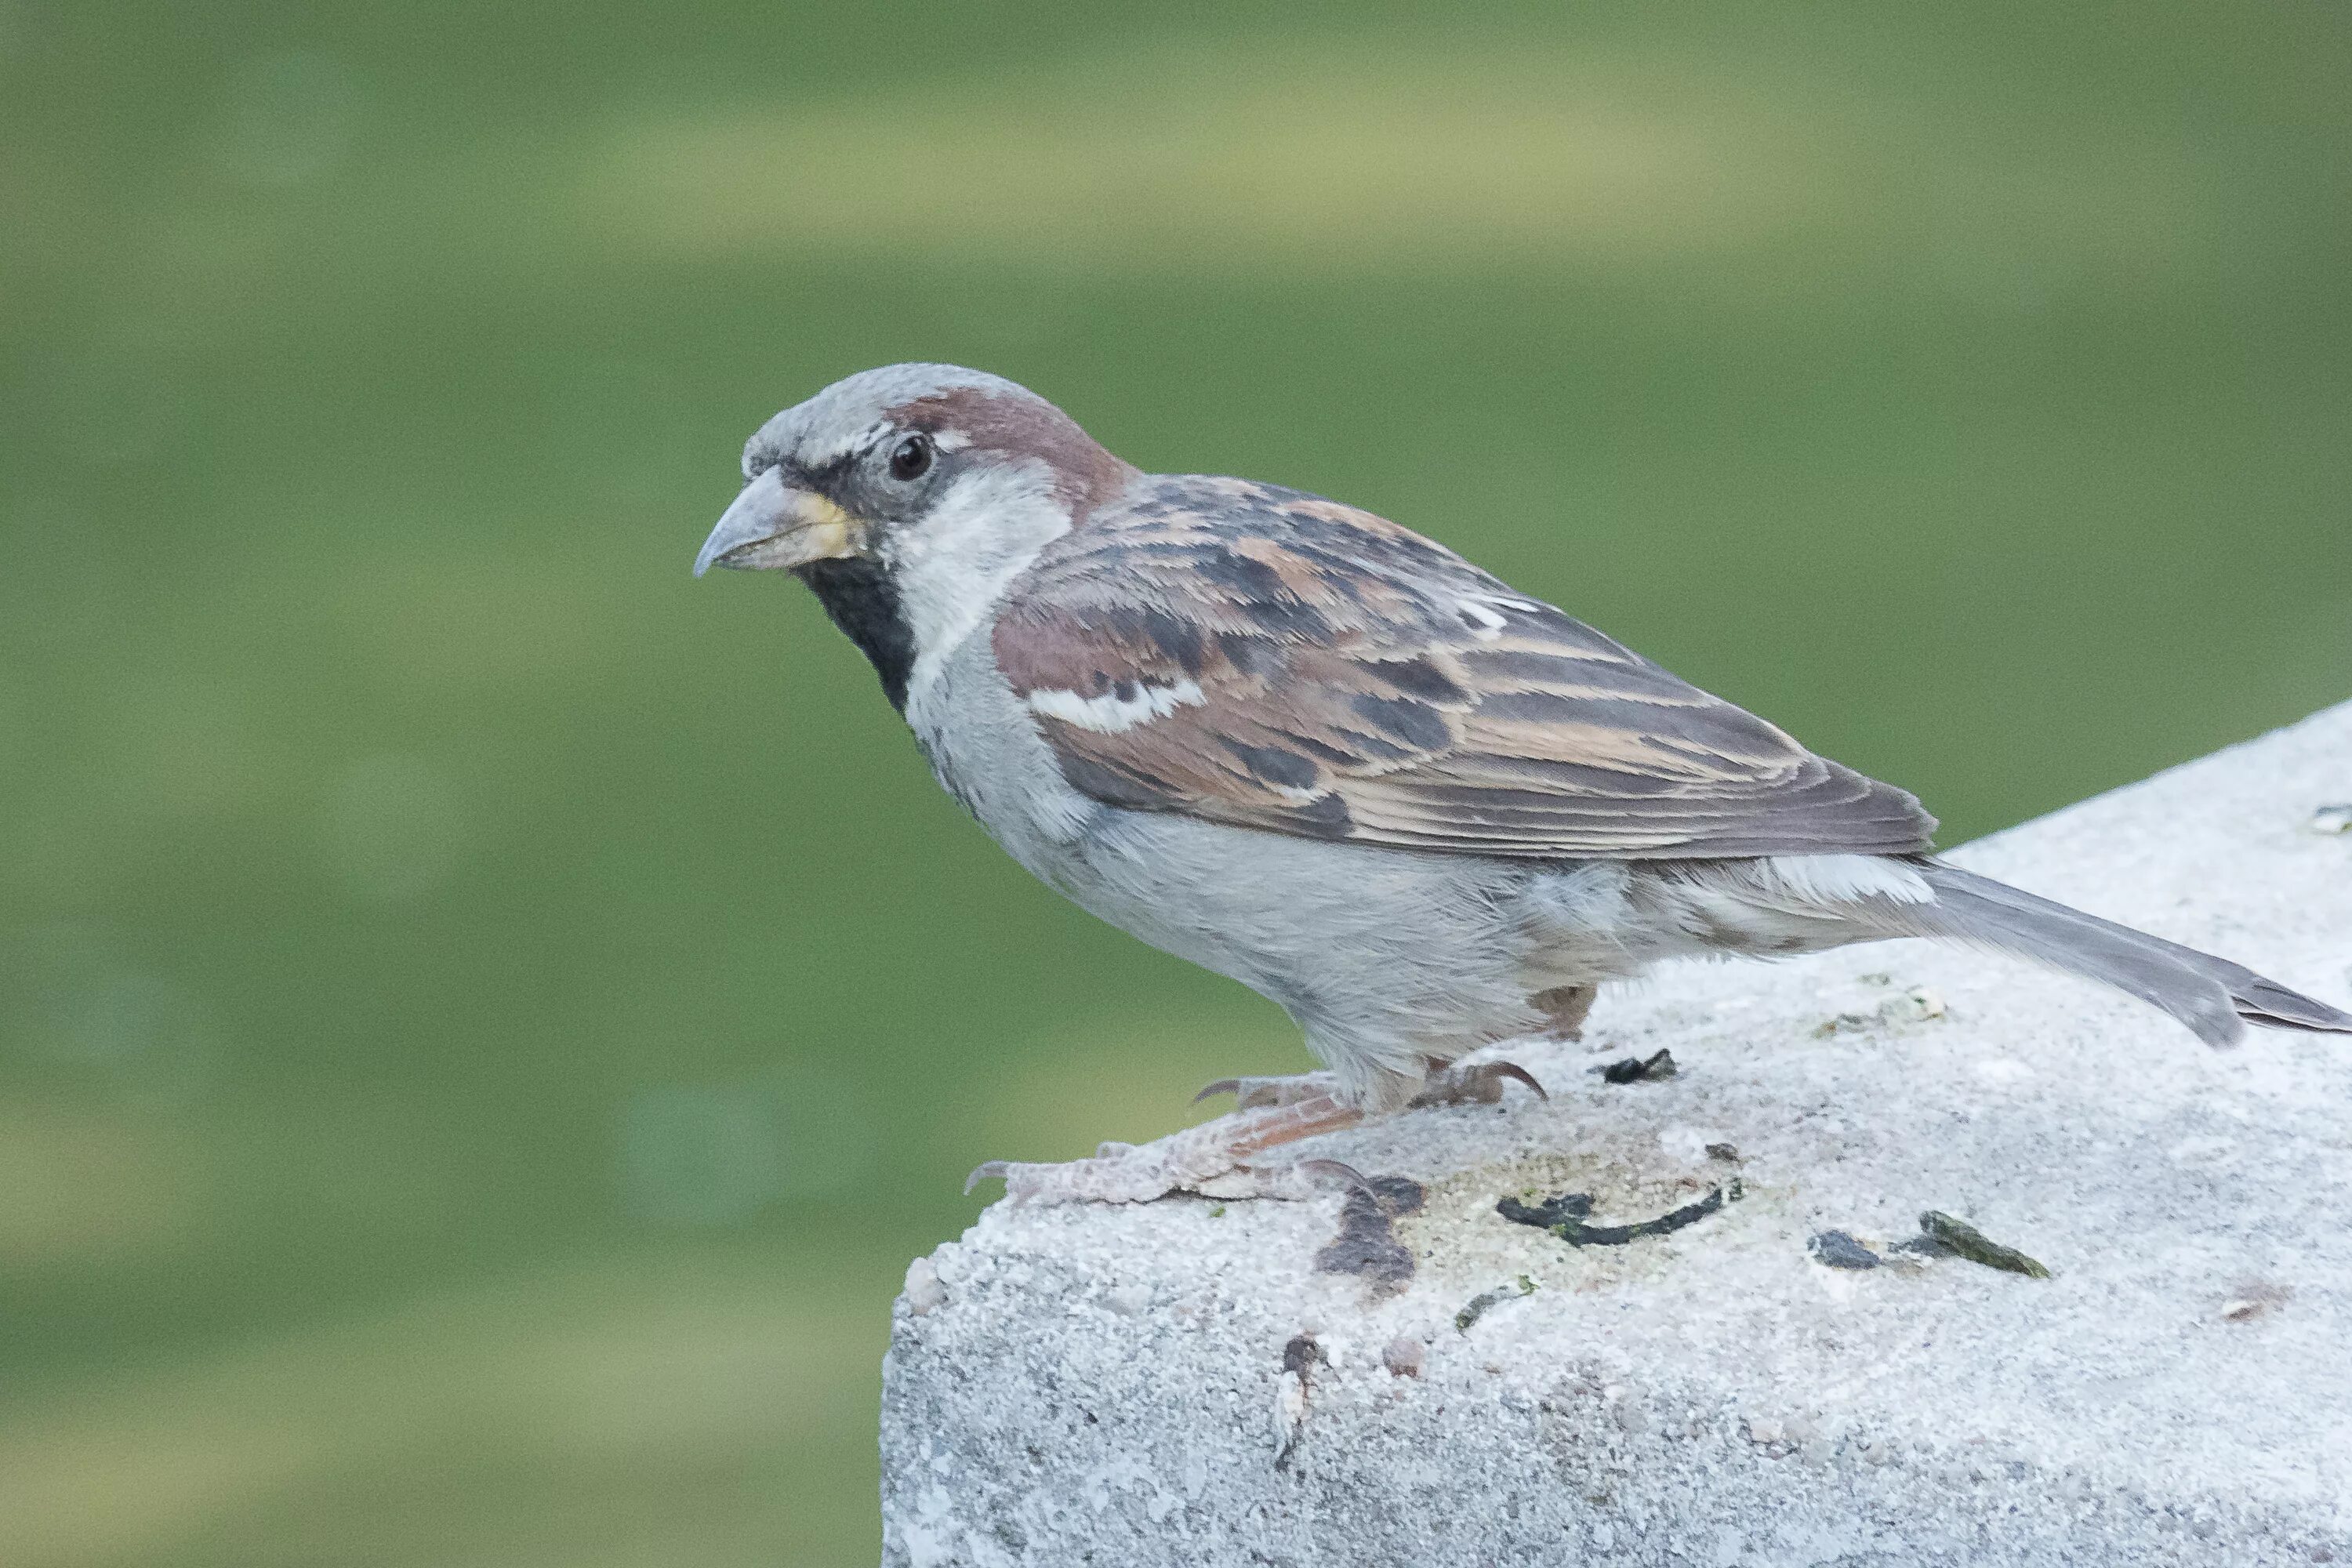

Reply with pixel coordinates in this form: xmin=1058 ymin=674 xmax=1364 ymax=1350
xmin=693 ymin=363 xmax=1130 ymax=580
xmin=694 ymin=364 xmax=1136 ymax=711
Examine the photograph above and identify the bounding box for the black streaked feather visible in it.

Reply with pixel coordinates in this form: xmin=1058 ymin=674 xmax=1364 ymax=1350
xmin=992 ymin=474 xmax=1936 ymax=859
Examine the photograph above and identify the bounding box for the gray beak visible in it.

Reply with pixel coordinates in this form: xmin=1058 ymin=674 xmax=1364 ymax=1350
xmin=693 ymin=466 xmax=862 ymax=577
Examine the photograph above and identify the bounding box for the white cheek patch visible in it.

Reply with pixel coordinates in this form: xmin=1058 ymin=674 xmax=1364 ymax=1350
xmin=1026 ymin=679 xmax=1207 ymax=734
xmin=895 ymin=463 xmax=1074 ymax=700
xmin=1764 ymin=853 xmax=1936 ymax=908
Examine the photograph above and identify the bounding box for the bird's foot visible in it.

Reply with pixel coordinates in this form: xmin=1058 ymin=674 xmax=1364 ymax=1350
xmin=1192 ymin=1069 xmax=1338 ymax=1109
xmin=1410 ymin=1057 xmax=1548 ymax=1108
xmin=967 ymin=1093 xmax=1366 ymax=1206
xmin=1195 ymin=1056 xmax=1548 ymax=1113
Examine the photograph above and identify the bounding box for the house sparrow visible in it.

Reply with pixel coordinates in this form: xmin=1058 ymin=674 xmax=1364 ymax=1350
xmin=695 ymin=363 xmax=2351 ymax=1203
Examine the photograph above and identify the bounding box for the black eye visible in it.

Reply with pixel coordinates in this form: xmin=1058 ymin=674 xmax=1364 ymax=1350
xmin=888 ymin=433 xmax=934 ymax=481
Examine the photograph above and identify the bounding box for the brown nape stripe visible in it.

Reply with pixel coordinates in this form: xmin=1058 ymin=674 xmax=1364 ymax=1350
xmin=885 ymin=386 xmax=1138 ymax=520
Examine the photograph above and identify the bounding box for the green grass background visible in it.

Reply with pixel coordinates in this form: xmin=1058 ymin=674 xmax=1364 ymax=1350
xmin=3 ymin=2 xmax=2349 ymax=1563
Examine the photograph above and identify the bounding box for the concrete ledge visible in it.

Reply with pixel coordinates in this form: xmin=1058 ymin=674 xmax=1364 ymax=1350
xmin=882 ymin=702 xmax=2352 ymax=1567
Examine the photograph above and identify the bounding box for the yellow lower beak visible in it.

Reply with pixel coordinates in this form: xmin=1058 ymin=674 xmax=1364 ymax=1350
xmin=693 ymin=467 xmax=862 ymax=576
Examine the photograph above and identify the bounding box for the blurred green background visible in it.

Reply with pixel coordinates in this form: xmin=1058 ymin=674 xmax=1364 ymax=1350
xmin=4 ymin=2 xmax=2349 ymax=1563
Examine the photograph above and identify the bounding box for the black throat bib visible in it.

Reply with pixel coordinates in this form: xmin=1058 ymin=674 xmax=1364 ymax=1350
xmin=793 ymin=557 xmax=916 ymax=713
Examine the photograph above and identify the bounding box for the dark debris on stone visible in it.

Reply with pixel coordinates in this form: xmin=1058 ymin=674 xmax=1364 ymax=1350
xmin=1498 ymin=1182 xmax=1736 ymax=1247
xmin=1808 ymin=1230 xmax=1884 ymax=1269
xmin=1596 ymin=1048 xmax=1678 ymax=1084
xmin=1312 ymin=1175 xmax=1427 ymax=1294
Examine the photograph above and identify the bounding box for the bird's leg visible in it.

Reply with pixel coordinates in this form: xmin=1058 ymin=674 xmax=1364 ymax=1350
xmin=971 ymin=1047 xmax=1549 ymax=1207
xmin=967 ymin=1093 xmax=1366 ymax=1205
xmin=1531 ymin=983 xmax=1596 ymax=1041
xmin=1199 ymin=1049 xmax=1554 ymax=1113
xmin=1192 ymin=1069 xmax=1339 ymax=1109
xmin=1411 ymin=1055 xmax=1549 ymax=1107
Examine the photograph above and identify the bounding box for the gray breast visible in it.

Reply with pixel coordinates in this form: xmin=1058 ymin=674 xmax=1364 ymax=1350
xmin=903 ymin=635 xmax=1555 ymax=1091
xmin=905 ymin=633 xmax=1110 ymax=873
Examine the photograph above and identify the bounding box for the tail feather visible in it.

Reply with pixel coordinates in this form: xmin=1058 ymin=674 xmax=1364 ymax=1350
xmin=2233 ymin=973 xmax=2352 ymax=1034
xmin=1904 ymin=862 xmax=2352 ymax=1046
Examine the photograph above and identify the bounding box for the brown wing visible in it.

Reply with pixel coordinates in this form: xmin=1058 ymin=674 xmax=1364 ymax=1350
xmin=992 ymin=476 xmax=1935 ymax=859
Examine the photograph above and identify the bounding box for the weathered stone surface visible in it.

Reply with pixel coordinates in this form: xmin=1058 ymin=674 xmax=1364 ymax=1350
xmin=881 ymin=702 xmax=2352 ymax=1566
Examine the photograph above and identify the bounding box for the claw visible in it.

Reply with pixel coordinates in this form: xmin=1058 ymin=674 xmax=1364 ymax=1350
xmin=1294 ymin=1157 xmax=1378 ymax=1200
xmin=1411 ymin=1058 xmax=1551 ymax=1109
xmin=1192 ymin=1077 xmax=1241 ymax=1105
xmin=964 ymin=1160 xmax=1009 ymax=1196
xmin=1486 ymin=1061 xmax=1549 ymax=1102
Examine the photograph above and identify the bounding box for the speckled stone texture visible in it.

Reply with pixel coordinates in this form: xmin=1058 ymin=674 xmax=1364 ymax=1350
xmin=880 ymin=702 xmax=2352 ymax=1567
